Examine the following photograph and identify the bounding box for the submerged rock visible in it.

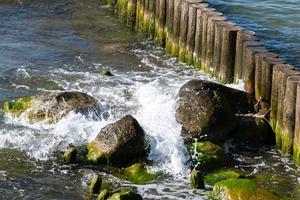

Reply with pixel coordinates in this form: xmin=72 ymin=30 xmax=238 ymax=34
xmin=179 ymin=79 xmax=255 ymax=114
xmin=100 ymin=69 xmax=113 ymax=76
xmin=176 ymin=90 xmax=236 ymax=143
xmin=204 ymin=169 xmax=246 ymax=186
xmin=213 ymin=178 xmax=279 ymax=200
xmin=87 ymin=115 xmax=146 ymax=165
xmin=123 ymin=163 xmax=159 ymax=185
xmin=187 ymin=141 xmax=232 ymax=172
xmin=3 ymin=91 xmax=102 ymax=123
xmin=190 ymin=170 xmax=205 ymax=189
xmin=233 ymin=114 xmax=275 ymax=146
xmin=89 ymin=174 xmax=103 ymax=194
xmin=107 ymin=190 xmax=143 ymax=200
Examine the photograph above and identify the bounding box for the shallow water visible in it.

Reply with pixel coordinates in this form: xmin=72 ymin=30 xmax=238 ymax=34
xmin=208 ymin=0 xmax=300 ymax=68
xmin=0 ymin=0 xmax=299 ymax=199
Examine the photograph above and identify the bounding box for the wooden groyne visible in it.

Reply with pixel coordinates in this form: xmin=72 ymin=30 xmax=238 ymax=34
xmin=99 ymin=0 xmax=300 ymax=165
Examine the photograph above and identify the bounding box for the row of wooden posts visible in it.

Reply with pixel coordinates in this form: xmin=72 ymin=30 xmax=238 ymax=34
xmin=100 ymin=0 xmax=300 ymax=165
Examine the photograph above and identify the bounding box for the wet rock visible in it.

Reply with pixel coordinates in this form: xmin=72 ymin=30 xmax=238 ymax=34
xmin=97 ymin=189 xmax=110 ymax=200
xmin=176 ymin=90 xmax=236 ymax=143
xmin=87 ymin=115 xmax=146 ymax=165
xmin=107 ymin=190 xmax=143 ymax=200
xmin=63 ymin=145 xmax=78 ymax=164
xmin=213 ymin=178 xmax=279 ymax=200
xmin=89 ymin=174 xmax=102 ymax=194
xmin=204 ymin=169 xmax=246 ymax=186
xmin=190 ymin=170 xmax=205 ymax=189
xmin=187 ymin=141 xmax=232 ymax=172
xmin=3 ymin=91 xmax=102 ymax=123
xmin=233 ymin=114 xmax=275 ymax=146
xmin=179 ymin=79 xmax=255 ymax=114
xmin=123 ymin=163 xmax=159 ymax=185
xmin=100 ymin=69 xmax=113 ymax=76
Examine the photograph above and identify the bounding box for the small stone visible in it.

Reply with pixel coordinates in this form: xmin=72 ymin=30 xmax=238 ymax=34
xmin=100 ymin=70 xmax=113 ymax=76
xmin=63 ymin=146 xmax=77 ymax=164
xmin=190 ymin=170 xmax=205 ymax=189
xmin=107 ymin=190 xmax=143 ymax=200
xmin=89 ymin=175 xmax=102 ymax=194
xmin=97 ymin=189 xmax=110 ymax=200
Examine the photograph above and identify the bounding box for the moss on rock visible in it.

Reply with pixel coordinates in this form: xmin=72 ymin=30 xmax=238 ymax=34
xmin=204 ymin=169 xmax=245 ymax=186
xmin=107 ymin=190 xmax=143 ymax=200
xmin=98 ymin=189 xmax=110 ymax=200
xmin=123 ymin=163 xmax=159 ymax=185
xmin=3 ymin=97 xmax=32 ymax=117
xmin=63 ymin=146 xmax=77 ymax=164
xmin=89 ymin=175 xmax=103 ymax=194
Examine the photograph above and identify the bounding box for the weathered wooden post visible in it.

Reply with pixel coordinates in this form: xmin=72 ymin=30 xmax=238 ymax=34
xmin=155 ymin=0 xmax=167 ymax=46
xmin=117 ymin=0 xmax=128 ymax=23
xmin=255 ymin=52 xmax=278 ymax=102
xmin=234 ymin=30 xmax=256 ymax=82
xmin=193 ymin=7 xmax=216 ymax=68
xmin=218 ymin=25 xmax=243 ymax=83
xmin=171 ymin=0 xmax=183 ymax=57
xmin=143 ymin=0 xmax=150 ymax=34
xmin=186 ymin=3 xmax=209 ymax=65
xmin=135 ymin=0 xmax=145 ymax=32
xmin=205 ymin=15 xmax=227 ymax=74
xmin=127 ymin=0 xmax=137 ymax=29
xmin=293 ymin=83 xmax=300 ymax=165
xmin=281 ymin=76 xmax=300 ymax=154
xmin=165 ymin=0 xmax=175 ymax=52
xmin=212 ymin=21 xmax=236 ymax=76
xmin=243 ymin=46 xmax=267 ymax=96
xmin=275 ymin=69 xmax=300 ymax=148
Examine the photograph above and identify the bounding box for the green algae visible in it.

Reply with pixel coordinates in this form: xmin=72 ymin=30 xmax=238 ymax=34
xmin=123 ymin=163 xmax=159 ymax=185
xmin=87 ymin=141 xmax=110 ymax=164
xmin=89 ymin=174 xmax=103 ymax=194
xmin=204 ymin=169 xmax=245 ymax=186
xmin=107 ymin=190 xmax=143 ymax=200
xmin=3 ymin=97 xmax=32 ymax=117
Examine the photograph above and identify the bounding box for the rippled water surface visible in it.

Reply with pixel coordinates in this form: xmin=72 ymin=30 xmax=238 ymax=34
xmin=208 ymin=0 xmax=300 ymax=68
xmin=0 ymin=0 xmax=299 ymax=199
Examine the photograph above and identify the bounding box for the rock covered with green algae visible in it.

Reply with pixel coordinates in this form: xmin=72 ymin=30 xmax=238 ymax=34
xmin=213 ymin=178 xmax=279 ymax=200
xmin=2 ymin=91 xmax=101 ymax=123
xmin=63 ymin=145 xmax=78 ymax=164
xmin=87 ymin=115 xmax=146 ymax=165
xmin=97 ymin=189 xmax=110 ymax=200
xmin=107 ymin=190 xmax=143 ymax=200
xmin=188 ymin=141 xmax=232 ymax=172
xmin=190 ymin=170 xmax=205 ymax=189
xmin=204 ymin=169 xmax=246 ymax=186
xmin=89 ymin=174 xmax=103 ymax=194
xmin=123 ymin=163 xmax=159 ymax=185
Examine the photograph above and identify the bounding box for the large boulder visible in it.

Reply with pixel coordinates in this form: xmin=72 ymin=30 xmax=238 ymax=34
xmin=176 ymin=90 xmax=236 ymax=142
xmin=3 ymin=91 xmax=103 ymax=123
xmin=87 ymin=115 xmax=146 ymax=165
xmin=179 ymin=80 xmax=255 ymax=114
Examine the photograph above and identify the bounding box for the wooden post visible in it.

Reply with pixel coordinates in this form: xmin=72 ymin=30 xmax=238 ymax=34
xmin=117 ymin=0 xmax=128 ymax=23
xmin=205 ymin=15 xmax=227 ymax=74
xmin=218 ymin=25 xmax=243 ymax=83
xmin=171 ymin=0 xmax=183 ymax=57
xmin=275 ymin=69 xmax=300 ymax=148
xmin=293 ymin=83 xmax=300 ymax=165
xmin=255 ymin=52 xmax=278 ymax=102
xmin=270 ymin=64 xmax=294 ymax=129
xmin=186 ymin=3 xmax=209 ymax=65
xmin=155 ymin=0 xmax=167 ymax=46
xmin=147 ymin=0 xmax=156 ymax=38
xmin=234 ymin=30 xmax=256 ymax=82
xmin=143 ymin=0 xmax=150 ymax=34
xmin=281 ymin=76 xmax=300 ymax=154
xmin=212 ymin=21 xmax=236 ymax=76
xmin=193 ymin=7 xmax=216 ymax=68
xmin=243 ymin=46 xmax=267 ymax=96
xmin=165 ymin=0 xmax=175 ymax=52
xmin=127 ymin=0 xmax=137 ymax=29
xmin=135 ymin=0 xmax=145 ymax=32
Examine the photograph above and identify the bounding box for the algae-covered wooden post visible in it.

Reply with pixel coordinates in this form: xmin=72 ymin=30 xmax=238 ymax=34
xmin=135 ymin=0 xmax=145 ymax=32
xmin=165 ymin=0 xmax=175 ymax=52
xmin=260 ymin=57 xmax=285 ymax=112
xmin=275 ymin=69 xmax=300 ymax=148
xmin=293 ymin=84 xmax=300 ymax=165
xmin=219 ymin=25 xmax=243 ymax=83
xmin=193 ymin=7 xmax=216 ymax=68
xmin=147 ymin=0 xmax=156 ymax=38
xmin=186 ymin=3 xmax=209 ymax=65
xmin=270 ymin=64 xmax=294 ymax=129
xmin=205 ymin=15 xmax=227 ymax=74
xmin=155 ymin=0 xmax=166 ymax=46
xmin=234 ymin=30 xmax=256 ymax=82
xmin=212 ymin=21 xmax=236 ymax=76
xmin=117 ymin=0 xmax=128 ymax=23
xmin=243 ymin=46 xmax=267 ymax=96
xmin=127 ymin=0 xmax=137 ymax=29
xmin=281 ymin=76 xmax=300 ymax=154
xmin=171 ymin=0 xmax=183 ymax=57
xmin=255 ymin=52 xmax=278 ymax=102
xmin=143 ymin=0 xmax=150 ymax=34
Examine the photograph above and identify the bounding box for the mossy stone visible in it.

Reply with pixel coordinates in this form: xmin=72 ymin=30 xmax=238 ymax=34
xmin=124 ymin=163 xmax=158 ymax=185
xmin=107 ymin=190 xmax=143 ymax=200
xmin=190 ymin=170 xmax=205 ymax=189
xmin=63 ymin=147 xmax=77 ymax=164
xmin=3 ymin=97 xmax=32 ymax=117
xmin=213 ymin=178 xmax=279 ymax=200
xmin=188 ymin=141 xmax=231 ymax=172
xmin=97 ymin=189 xmax=110 ymax=200
xmin=101 ymin=70 xmax=114 ymax=76
xmin=89 ymin=175 xmax=102 ymax=194
xmin=204 ymin=169 xmax=245 ymax=186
